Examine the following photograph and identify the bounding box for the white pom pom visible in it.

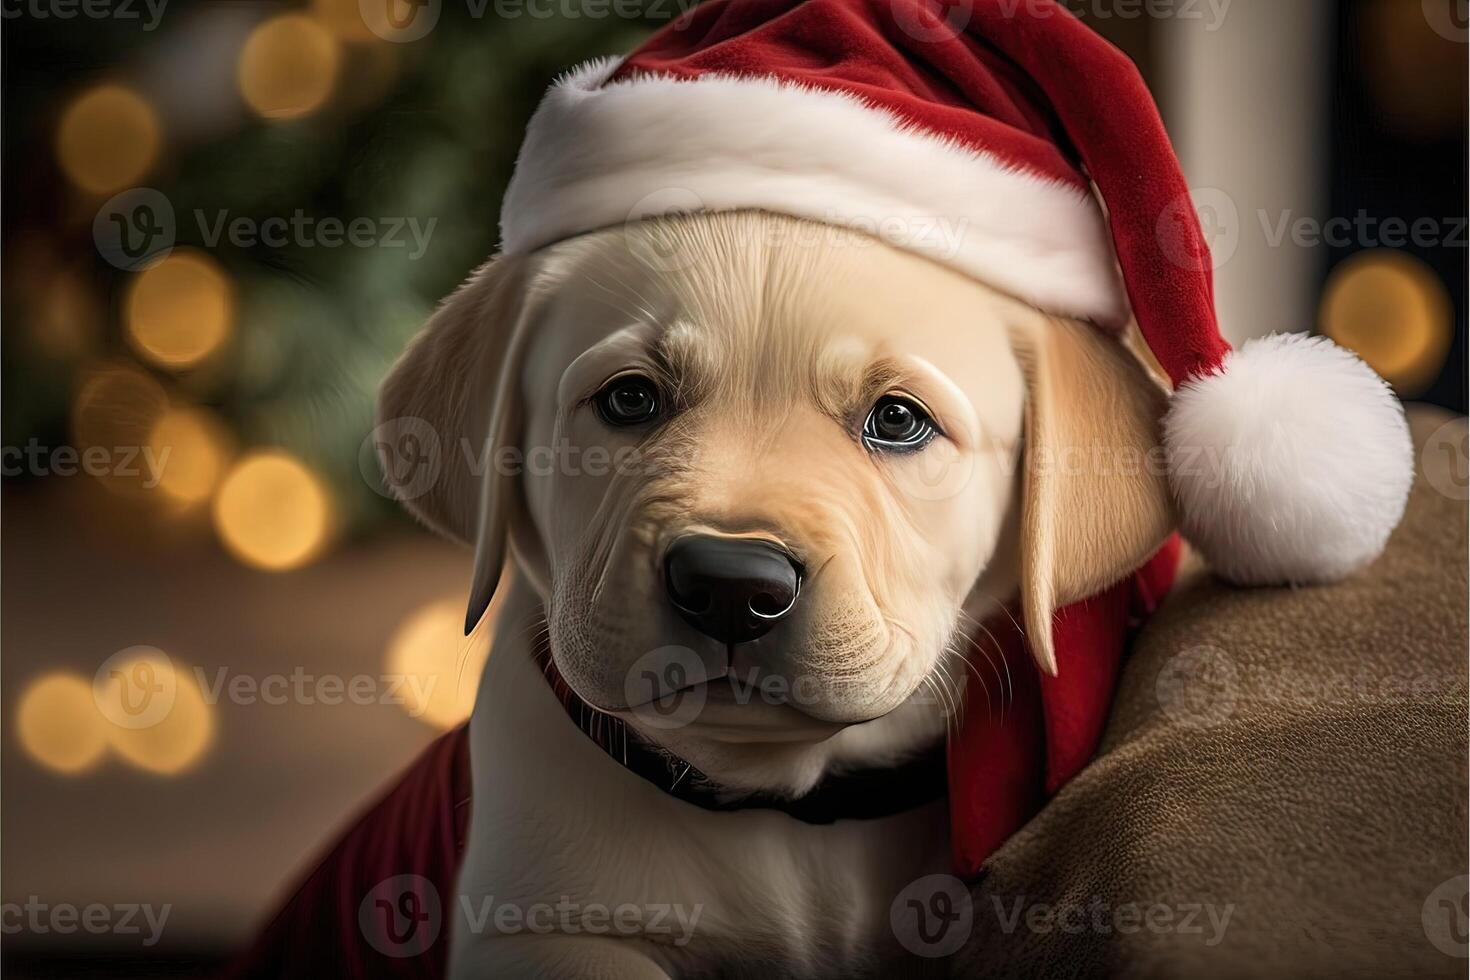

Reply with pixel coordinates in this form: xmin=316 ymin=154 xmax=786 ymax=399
xmin=1163 ymin=333 xmax=1413 ymax=586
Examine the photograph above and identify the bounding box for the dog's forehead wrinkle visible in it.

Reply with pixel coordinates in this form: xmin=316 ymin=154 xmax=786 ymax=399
xmin=564 ymin=214 xmax=960 ymax=424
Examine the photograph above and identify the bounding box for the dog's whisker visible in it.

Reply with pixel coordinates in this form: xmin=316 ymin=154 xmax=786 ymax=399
xmin=968 ymin=627 xmax=1009 ymax=718
xmin=939 ymin=654 xmax=969 ymax=729
xmin=969 ymin=591 xmax=1027 ymax=644
xmin=975 ymin=643 xmax=1009 ymax=724
xmin=936 ymin=672 xmax=961 ymax=735
xmin=955 ymin=606 xmax=1017 ymax=719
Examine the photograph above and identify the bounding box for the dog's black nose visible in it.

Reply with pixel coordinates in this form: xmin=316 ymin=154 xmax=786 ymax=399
xmin=664 ymin=535 xmax=802 ymax=644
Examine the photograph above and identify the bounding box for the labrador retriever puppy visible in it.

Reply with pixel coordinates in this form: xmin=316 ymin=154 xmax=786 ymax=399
xmin=377 ymin=210 xmax=1173 ymax=978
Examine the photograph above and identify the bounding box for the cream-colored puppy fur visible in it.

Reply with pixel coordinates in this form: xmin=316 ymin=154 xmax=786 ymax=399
xmin=378 ymin=212 xmax=1173 ymax=978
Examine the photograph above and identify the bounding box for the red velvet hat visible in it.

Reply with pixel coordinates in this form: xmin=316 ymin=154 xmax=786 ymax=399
xmin=498 ymin=0 xmax=1413 ymax=874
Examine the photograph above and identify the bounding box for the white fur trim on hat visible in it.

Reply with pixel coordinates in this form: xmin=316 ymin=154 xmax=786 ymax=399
xmin=1163 ymin=332 xmax=1413 ymax=585
xmin=500 ymin=58 xmax=1129 ymax=327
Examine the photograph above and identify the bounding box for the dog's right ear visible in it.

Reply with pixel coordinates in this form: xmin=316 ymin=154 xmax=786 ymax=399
xmin=375 ymin=253 xmax=531 ymax=633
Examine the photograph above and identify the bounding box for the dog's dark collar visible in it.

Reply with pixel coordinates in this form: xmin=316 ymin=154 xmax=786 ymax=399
xmin=536 ymin=646 xmax=947 ymax=822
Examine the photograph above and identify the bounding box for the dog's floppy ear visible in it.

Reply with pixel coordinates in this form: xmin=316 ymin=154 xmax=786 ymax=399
xmin=375 ymin=253 xmax=531 ymax=633
xmin=1008 ymin=315 xmax=1176 ymax=675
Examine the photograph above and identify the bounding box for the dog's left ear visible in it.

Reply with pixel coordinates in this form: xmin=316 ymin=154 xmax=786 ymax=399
xmin=376 ymin=253 xmax=533 ymax=634
xmin=1008 ymin=315 xmax=1176 ymax=675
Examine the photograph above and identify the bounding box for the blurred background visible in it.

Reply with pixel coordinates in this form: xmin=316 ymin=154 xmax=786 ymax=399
xmin=1 ymin=0 xmax=1464 ymax=975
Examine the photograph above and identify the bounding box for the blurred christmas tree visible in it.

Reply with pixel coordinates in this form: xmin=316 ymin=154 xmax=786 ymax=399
xmin=3 ymin=0 xmax=663 ymax=567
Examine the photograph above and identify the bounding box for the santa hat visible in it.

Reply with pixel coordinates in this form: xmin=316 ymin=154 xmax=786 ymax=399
xmin=497 ymin=0 xmax=1413 ymax=873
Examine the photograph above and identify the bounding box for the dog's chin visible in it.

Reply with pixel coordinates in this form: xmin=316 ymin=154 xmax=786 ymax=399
xmin=618 ymin=693 xmax=948 ymax=800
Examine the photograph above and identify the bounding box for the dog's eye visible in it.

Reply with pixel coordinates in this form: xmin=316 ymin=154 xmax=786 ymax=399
xmin=862 ymin=396 xmax=938 ymax=453
xmin=595 ymin=375 xmax=661 ymax=426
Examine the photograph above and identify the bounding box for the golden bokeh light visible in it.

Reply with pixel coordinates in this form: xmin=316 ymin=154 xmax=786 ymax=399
xmin=213 ymin=450 xmax=333 ymax=571
xmin=17 ymin=673 xmax=109 ymax=775
xmin=385 ymin=598 xmax=489 ymax=729
xmin=98 ymin=649 xmax=215 ymax=775
xmin=238 ymin=15 xmax=341 ymax=120
xmin=1320 ymin=250 xmax=1453 ymax=395
xmin=71 ymin=362 xmax=170 ymax=494
xmin=56 ymin=85 xmax=161 ymax=195
xmin=147 ymin=407 xmax=234 ymax=508
xmin=125 ymin=250 xmax=234 ymax=370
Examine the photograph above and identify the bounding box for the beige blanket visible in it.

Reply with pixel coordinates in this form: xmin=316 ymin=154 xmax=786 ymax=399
xmin=957 ymin=407 xmax=1469 ymax=979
